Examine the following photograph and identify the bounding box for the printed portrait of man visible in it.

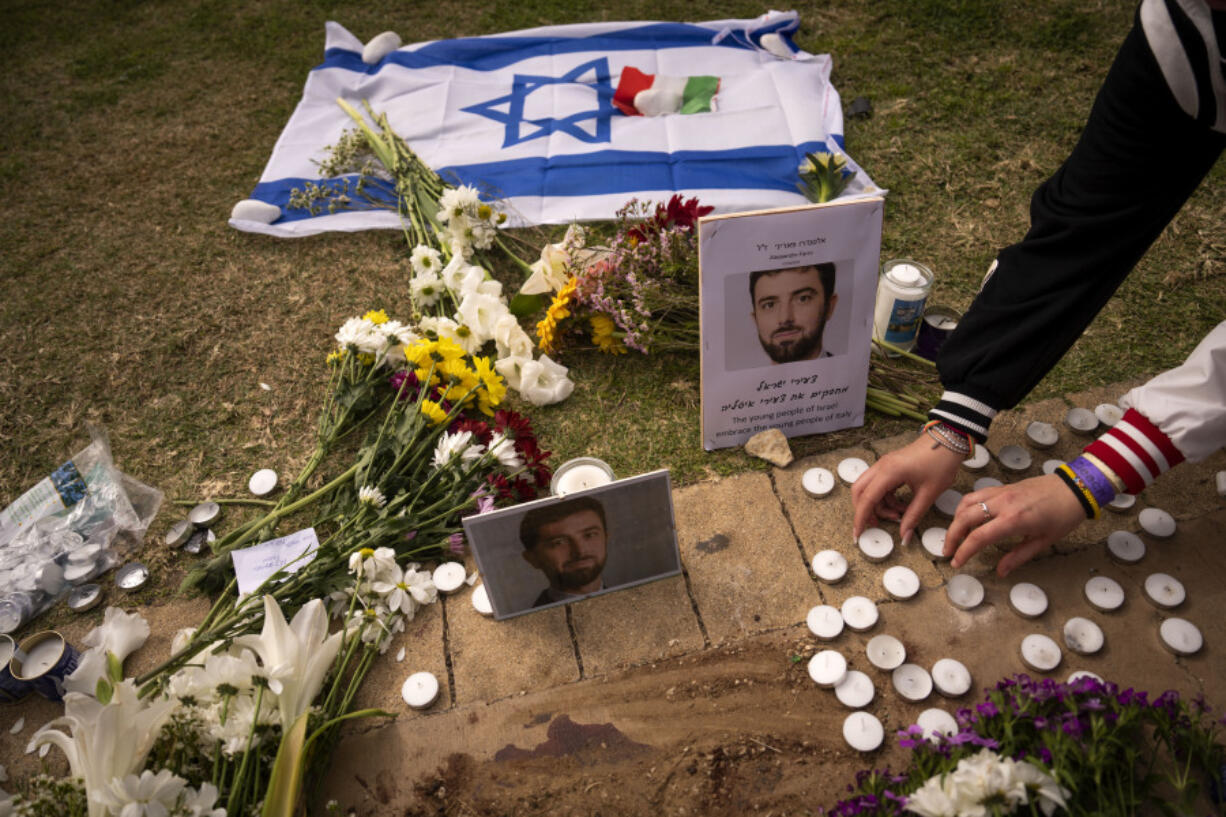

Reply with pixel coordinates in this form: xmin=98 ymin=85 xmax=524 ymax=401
xmin=519 ymin=495 xmax=609 ymax=608
xmin=749 ymin=262 xmax=838 ymax=364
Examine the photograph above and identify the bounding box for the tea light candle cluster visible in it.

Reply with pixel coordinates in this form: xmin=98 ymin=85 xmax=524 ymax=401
xmin=917 ymin=708 xmax=959 ymax=741
xmin=1025 ymin=421 xmax=1059 ymax=449
xmin=401 ymin=671 xmax=440 ymax=709
xmin=1138 ymin=508 xmax=1176 ymax=539
xmin=973 ymin=477 xmax=1003 ymax=492
xmin=934 ymin=489 xmax=963 ymax=518
xmin=1158 ymin=618 xmax=1203 ymax=656
xmin=834 ymin=670 xmax=875 ymax=709
xmin=997 ymin=445 xmax=1032 ymax=472
xmin=470 ymin=584 xmax=493 ymax=616
xmin=1095 ymin=403 xmax=1124 ymax=427
xmin=432 ymin=563 xmax=467 ymax=595
xmin=802 ymin=467 xmax=836 ymax=498
xmin=1106 ymin=531 xmax=1146 ymax=564
xmin=806 ymin=605 xmax=845 ymax=641
xmin=842 ymin=711 xmax=885 ymax=752
xmin=921 ymin=528 xmax=948 ymax=560
xmin=866 ymin=635 xmax=906 ymax=671
xmin=1106 ymin=493 xmax=1136 ymax=513
xmin=840 ymin=596 xmax=879 ymax=632
xmin=931 ymin=658 xmax=972 ymax=697
xmin=962 ymin=446 xmax=991 ymax=471
xmin=807 ymin=649 xmax=847 ymax=688
xmin=1065 ymin=407 xmax=1099 ymax=434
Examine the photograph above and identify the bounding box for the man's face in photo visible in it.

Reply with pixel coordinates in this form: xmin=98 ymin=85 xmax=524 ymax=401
xmin=751 ymin=266 xmax=838 ymax=364
xmin=523 ymin=509 xmax=608 ymax=593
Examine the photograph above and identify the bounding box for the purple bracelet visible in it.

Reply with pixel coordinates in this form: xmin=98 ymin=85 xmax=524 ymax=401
xmin=1068 ymin=456 xmax=1116 ymax=509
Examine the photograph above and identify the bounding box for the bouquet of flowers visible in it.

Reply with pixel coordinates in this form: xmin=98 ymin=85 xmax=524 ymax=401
xmin=827 ymin=674 xmax=1226 ymax=817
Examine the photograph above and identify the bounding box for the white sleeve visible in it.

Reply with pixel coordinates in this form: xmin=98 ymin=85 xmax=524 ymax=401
xmin=1120 ymin=320 xmax=1226 ymax=462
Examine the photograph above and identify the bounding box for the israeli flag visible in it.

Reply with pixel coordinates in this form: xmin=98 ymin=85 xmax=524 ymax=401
xmin=232 ymin=11 xmax=880 ymax=237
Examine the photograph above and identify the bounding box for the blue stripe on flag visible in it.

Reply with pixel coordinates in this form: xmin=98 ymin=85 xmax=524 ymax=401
xmin=254 ymin=138 xmax=840 ymax=223
xmin=317 ymin=21 xmax=799 ymax=73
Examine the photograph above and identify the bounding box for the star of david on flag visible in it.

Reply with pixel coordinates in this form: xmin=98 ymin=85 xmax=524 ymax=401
xmin=232 ymin=11 xmax=881 ymax=236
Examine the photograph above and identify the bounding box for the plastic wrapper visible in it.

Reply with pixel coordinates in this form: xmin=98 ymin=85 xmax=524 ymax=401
xmin=0 ymin=426 xmax=162 ymax=632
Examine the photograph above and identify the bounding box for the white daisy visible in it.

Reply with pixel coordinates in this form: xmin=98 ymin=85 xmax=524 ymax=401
xmin=487 ymin=431 xmax=524 ymax=470
xmin=432 ymin=431 xmax=484 ymax=469
xmin=411 ymin=272 xmax=445 ymax=308
xmin=358 ymin=485 xmax=386 ymax=508
xmin=410 ymin=244 xmax=443 ymax=275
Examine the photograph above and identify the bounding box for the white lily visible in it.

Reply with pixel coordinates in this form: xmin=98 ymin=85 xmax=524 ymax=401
xmin=63 ymin=607 xmax=152 ymax=696
xmin=27 ymin=680 xmax=178 ymax=817
xmin=232 ymin=595 xmax=343 ymax=730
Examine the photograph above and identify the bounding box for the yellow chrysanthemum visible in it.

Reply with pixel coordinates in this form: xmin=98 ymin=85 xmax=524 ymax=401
xmin=363 ymin=309 xmax=389 ymax=325
xmin=536 ymin=277 xmax=578 ymax=355
xmin=590 ymin=314 xmax=627 ymax=355
xmin=404 ymin=336 xmax=466 ymax=371
xmin=437 ymin=357 xmax=480 ymax=405
xmin=420 ymin=399 xmax=448 ymax=425
xmin=473 ymin=356 xmax=506 ymax=415
xmin=326 ymin=348 xmax=347 ymax=365
xmin=357 ymin=353 xmax=376 ymax=366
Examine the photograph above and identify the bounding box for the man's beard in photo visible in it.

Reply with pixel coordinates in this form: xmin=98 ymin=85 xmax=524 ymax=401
xmin=761 ymin=313 xmax=828 ymax=363
xmin=557 ymin=560 xmax=605 ymax=590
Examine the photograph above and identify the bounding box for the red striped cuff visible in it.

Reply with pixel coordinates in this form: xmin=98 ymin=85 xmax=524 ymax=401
xmin=1083 ymin=408 xmax=1184 ymax=494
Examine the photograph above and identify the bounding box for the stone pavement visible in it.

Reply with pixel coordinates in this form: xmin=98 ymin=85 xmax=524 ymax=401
xmin=327 ymin=385 xmax=1226 ymax=807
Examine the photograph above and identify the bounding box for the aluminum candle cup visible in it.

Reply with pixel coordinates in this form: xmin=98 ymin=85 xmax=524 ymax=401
xmin=883 ymin=566 xmax=920 ymax=600
xmin=1159 ymin=618 xmax=1204 ymax=656
xmin=931 ymin=658 xmax=972 ymax=697
xmin=806 ymin=605 xmax=845 ymax=641
xmin=843 ymin=712 xmax=884 ymax=752
xmin=1025 ymin=422 xmax=1059 ymax=449
xmin=115 ymin=562 xmax=149 ymax=591
xmin=34 ymin=562 xmax=66 ymax=595
xmin=1063 ymin=617 xmax=1105 ymax=655
xmin=1144 ymin=573 xmax=1185 ymax=609
xmin=1106 ymin=493 xmax=1136 ymax=513
xmin=1020 ymin=634 xmax=1062 ymax=673
xmin=1106 ymin=531 xmax=1146 ymax=564
xmin=1095 ymin=403 xmax=1124 ymax=427
xmin=165 ymin=520 xmax=193 ymax=549
xmin=973 ymin=477 xmax=1003 ymax=492
xmin=183 ymin=528 xmax=215 ymax=556
xmin=801 ymin=467 xmax=836 ymax=498
xmin=866 ymin=635 xmax=906 ymax=671
xmin=811 ymin=550 xmax=848 ymax=583
xmin=12 ymin=631 xmax=80 ymax=702
xmin=946 ymin=574 xmax=984 ymax=611
xmin=551 ymin=457 xmax=615 ymax=496
xmin=834 ymin=670 xmax=875 ymax=709
xmin=188 ymin=501 xmax=221 ymax=528
xmin=1084 ymin=576 xmax=1125 ymax=612
xmin=807 ymin=649 xmax=848 ymax=688
xmin=0 ymin=634 xmax=33 ymax=703
xmin=248 ymin=468 xmax=279 ymax=497
xmin=857 ymin=528 xmax=894 ymax=563
xmin=0 ymin=593 xmax=35 ymax=635
xmin=892 ymin=664 xmax=933 ymax=702
xmin=873 ymin=259 xmax=934 ymax=355
xmin=1008 ymin=582 xmax=1048 ymax=619
xmin=836 ymin=458 xmax=869 ymax=485
xmin=66 ymin=584 xmax=103 ymax=614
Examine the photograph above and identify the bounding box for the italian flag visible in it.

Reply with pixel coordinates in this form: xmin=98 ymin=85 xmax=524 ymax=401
xmin=613 ymin=66 xmax=720 ymax=116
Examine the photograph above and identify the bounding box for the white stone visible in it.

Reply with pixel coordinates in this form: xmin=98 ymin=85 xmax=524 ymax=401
xmin=1159 ymin=617 xmax=1203 ymax=656
xmin=946 ymin=574 xmax=984 ymax=610
xmin=362 ymin=30 xmax=403 ymax=64
xmin=801 ymin=467 xmax=835 ymax=498
xmin=807 ymin=649 xmax=847 ymax=688
xmin=883 ymin=566 xmax=920 ymax=600
xmin=811 ymin=550 xmax=848 ymax=583
xmin=1138 ymin=508 xmax=1176 ymax=538
xmin=837 ymin=457 xmax=870 ymax=485
xmin=843 ymin=711 xmax=884 ymax=752
xmin=892 ymin=664 xmax=933 ymax=702
xmin=401 ymin=671 xmax=439 ymax=709
xmin=1144 ymin=573 xmax=1185 ymax=609
xmin=931 ymin=658 xmax=972 ymax=697
xmin=866 ymin=634 xmax=906 ymax=670
xmin=1084 ymin=576 xmax=1125 ymax=612
xmin=834 ymin=669 xmax=875 ymax=709
xmin=1063 ymin=617 xmax=1105 ymax=655
xmin=806 ymin=605 xmax=845 ymax=641
xmin=841 ymin=596 xmax=879 ymax=632
xmin=1020 ymin=634 xmax=1062 ymax=672
xmin=745 ymin=428 xmax=793 ymax=467
xmin=1008 ymin=582 xmax=1048 ymax=619
xmin=230 ymin=199 xmax=282 ymax=224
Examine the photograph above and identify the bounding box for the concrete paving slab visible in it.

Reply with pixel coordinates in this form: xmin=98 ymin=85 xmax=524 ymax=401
xmin=446 ymin=585 xmax=578 ymax=703
xmin=570 ymin=574 xmax=705 ymax=676
xmin=674 ymin=473 xmax=819 ymax=645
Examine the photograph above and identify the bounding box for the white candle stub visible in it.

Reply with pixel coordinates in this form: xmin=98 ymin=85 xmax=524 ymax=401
xmin=962 ymin=446 xmax=991 ymax=471
xmin=1144 ymin=573 xmax=1186 ymax=609
xmin=802 ymin=467 xmax=836 ymax=498
xmin=1063 ymin=616 xmax=1105 ymax=655
xmin=401 ymin=671 xmax=440 ymax=709
xmin=946 ymin=574 xmax=984 ymax=611
xmin=1020 ymin=634 xmax=1062 ymax=672
xmin=883 ymin=566 xmax=920 ymax=600
xmin=931 ymin=658 xmax=972 ymax=697
xmin=866 ymin=634 xmax=906 ymax=670
xmin=973 ymin=477 xmax=1003 ymax=492
xmin=1106 ymin=493 xmax=1136 ymax=513
xmin=1084 ymin=576 xmax=1125 ymax=612
xmin=432 ymin=562 xmax=467 ymax=594
xmin=552 ymin=459 xmax=614 ymax=496
xmin=834 ymin=669 xmax=875 ymax=709
xmin=1008 ymin=582 xmax=1048 ymax=619
xmin=1138 ymin=508 xmax=1176 ymax=539
xmin=1095 ymin=403 xmax=1124 ymax=427
xmin=1106 ymin=530 xmax=1146 ymax=564
xmin=1025 ymin=422 xmax=1059 ymax=449
xmin=837 ymin=457 xmax=870 ymax=485
xmin=471 ymin=584 xmax=493 ymax=616
xmin=917 ymin=708 xmax=958 ymax=741
xmin=921 ymin=527 xmax=949 ymax=560
xmin=841 ymin=596 xmax=879 ymax=632
xmin=1041 ymin=459 xmax=1063 ymax=476
xmin=248 ymin=468 xmax=278 ymax=497
xmin=1065 ymin=407 xmax=1098 ymax=434
xmin=858 ymin=528 xmax=894 ymax=563
xmin=934 ymin=489 xmax=962 ymax=519
xmin=806 ymin=605 xmax=845 ymax=641
xmin=998 ymin=445 xmax=1032 ymax=472
xmin=892 ymin=663 xmax=933 ymax=702
xmin=807 ymin=649 xmax=848 ymax=688
xmin=811 ymin=550 xmax=848 ymax=583
xmin=1067 ymin=669 xmax=1104 ymax=685
xmin=843 ymin=711 xmax=884 ymax=752
xmin=1159 ymin=617 xmax=1204 ymax=656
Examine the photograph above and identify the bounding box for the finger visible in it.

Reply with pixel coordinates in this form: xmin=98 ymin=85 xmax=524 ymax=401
xmin=851 ymin=467 xmax=891 ymax=539
xmin=949 ymin=519 xmax=1005 ymax=569
xmin=945 ymin=492 xmax=999 ymax=555
xmin=873 ymin=491 xmax=908 ymax=524
xmin=899 ymin=483 xmax=943 ymax=551
xmin=996 ymin=534 xmax=1057 ymax=578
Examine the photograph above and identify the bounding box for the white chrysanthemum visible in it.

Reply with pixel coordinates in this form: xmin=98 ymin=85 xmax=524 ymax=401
xmin=95 ymin=769 xmax=188 ymax=816
xmin=496 ymin=354 xmax=574 ymax=406
xmin=347 ymin=604 xmax=404 ymax=651
xmin=436 ymin=185 xmax=481 ymax=224
xmin=358 ymin=485 xmax=386 ymax=508
xmin=410 ymin=244 xmax=443 ymax=276
xmin=447 ymin=322 xmax=484 ymax=355
xmin=348 ymin=547 xmax=398 ymax=582
xmin=417 ymin=315 xmax=457 ymax=341
xmin=411 ymin=272 xmax=445 ymax=308
xmin=456 ymin=291 xmax=505 ymax=344
xmin=335 ymin=316 xmax=385 ymax=355
xmin=487 ymin=431 xmax=523 ymax=470
xmin=466 ymin=218 xmax=497 ymax=250
xmin=493 ymin=314 xmax=535 ymax=360
xmin=203 ymin=693 xmax=276 ymax=756
xmin=402 ymin=566 xmax=439 ymax=606
xmin=432 ymin=430 xmax=484 ymax=470
xmin=167 ymin=649 xmax=263 ymax=704
xmin=380 ymin=320 xmax=415 ymax=348
xmin=177 ymin=781 xmax=226 ymax=817
xmin=370 ymin=563 xmax=415 ymax=616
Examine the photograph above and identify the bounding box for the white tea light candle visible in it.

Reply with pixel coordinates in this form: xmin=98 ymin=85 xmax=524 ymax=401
xmin=1106 ymin=493 xmax=1136 ymax=513
xmin=1020 ymin=634 xmax=1062 ymax=673
xmin=811 ymin=550 xmax=848 ymax=583
xmin=807 ymin=649 xmax=848 ymax=688
xmin=934 ymin=489 xmax=962 ymax=518
xmin=841 ymin=596 xmax=879 ymax=632
xmin=1084 ymin=576 xmax=1125 ymax=612
xmin=917 ymin=708 xmax=958 ymax=741
xmin=551 ymin=457 xmax=615 ymax=496
xmin=1065 ymin=407 xmax=1098 ymax=434
xmin=962 ymin=446 xmax=991 ymax=471
xmin=892 ymin=663 xmax=933 ymax=702
xmin=998 ymin=445 xmax=1032 ymax=472
xmin=802 ymin=467 xmax=836 ymax=498
xmin=432 ymin=562 xmax=466 ymax=595
xmin=837 ymin=457 xmax=870 ymax=485
xmin=921 ymin=527 xmax=949 ymax=560
xmin=1042 ymin=459 xmax=1063 ymax=476
xmin=946 ymin=574 xmax=984 ymax=611
xmin=1138 ymin=508 xmax=1176 ymax=539
xmin=1144 ymin=573 xmax=1186 ymax=609
xmin=866 ymin=634 xmax=906 ymax=670
xmin=806 ymin=605 xmax=845 ymax=641
xmin=857 ymin=528 xmax=894 ymax=563
xmin=1095 ymin=403 xmax=1124 ymax=427
xmin=401 ymin=671 xmax=440 ymax=709
xmin=834 ymin=670 xmax=875 ymax=709
xmin=1158 ymin=617 xmax=1203 ymax=656
xmin=1025 ymin=422 xmax=1059 ymax=449
xmin=1067 ymin=670 xmax=1103 ymax=685
xmin=842 ymin=711 xmax=884 ymax=752
xmin=471 ymin=584 xmax=493 ymax=616
xmin=883 ymin=566 xmax=920 ymax=600
xmin=1106 ymin=530 xmax=1146 ymax=564
xmin=1008 ymin=582 xmax=1048 ymax=619
xmin=931 ymin=658 xmax=972 ymax=697
xmin=973 ymin=477 xmax=1004 ymax=492
xmin=1063 ymin=617 xmax=1105 ymax=655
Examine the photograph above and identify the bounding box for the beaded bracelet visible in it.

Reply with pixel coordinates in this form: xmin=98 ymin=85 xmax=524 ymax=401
xmin=1054 ymin=464 xmax=1101 ymax=520
xmin=923 ymin=420 xmax=972 ymax=457
xmin=1081 ymin=451 xmax=1127 ymax=495
xmin=1067 ymin=456 xmax=1117 ymax=509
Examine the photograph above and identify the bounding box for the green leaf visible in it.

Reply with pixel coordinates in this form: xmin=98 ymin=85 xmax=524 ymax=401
xmin=509 ymin=292 xmax=545 ymax=318
xmin=105 ymin=651 xmax=124 ymax=683
xmin=262 ymin=711 xmax=310 ymax=817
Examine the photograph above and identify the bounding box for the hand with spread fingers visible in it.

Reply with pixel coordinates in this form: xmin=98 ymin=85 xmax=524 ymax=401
xmin=944 ymin=474 xmax=1085 ymax=577
xmin=850 ymin=434 xmax=964 ymax=547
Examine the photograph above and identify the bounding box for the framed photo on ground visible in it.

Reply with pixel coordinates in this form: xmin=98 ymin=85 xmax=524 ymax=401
xmin=462 ymin=470 xmax=680 ymax=620
xmin=697 ymin=198 xmax=884 ymax=450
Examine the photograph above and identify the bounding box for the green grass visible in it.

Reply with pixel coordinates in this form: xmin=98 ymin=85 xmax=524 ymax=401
xmin=1 ymin=0 xmax=1223 ymax=531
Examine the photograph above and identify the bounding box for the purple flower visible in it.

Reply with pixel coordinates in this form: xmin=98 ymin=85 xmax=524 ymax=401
xmin=1038 ymin=747 xmax=1053 ymax=765
xmin=448 ymin=532 xmax=465 ymax=555
xmin=405 ymin=530 xmax=417 ymax=542
xmin=977 ymin=700 xmax=1000 ymax=718
xmin=1033 ymin=716 xmax=1049 ymax=730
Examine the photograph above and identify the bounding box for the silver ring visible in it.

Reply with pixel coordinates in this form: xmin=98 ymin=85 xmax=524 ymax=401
xmin=978 ymin=501 xmax=993 ymax=522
